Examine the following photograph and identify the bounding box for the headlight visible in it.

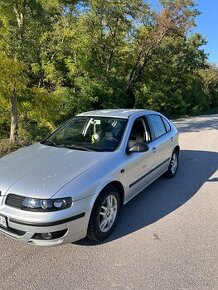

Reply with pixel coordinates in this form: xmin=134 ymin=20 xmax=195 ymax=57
xmin=22 ymin=197 xmax=72 ymax=211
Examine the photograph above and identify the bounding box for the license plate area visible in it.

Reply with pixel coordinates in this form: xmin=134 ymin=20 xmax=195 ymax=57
xmin=0 ymin=215 xmax=8 ymax=229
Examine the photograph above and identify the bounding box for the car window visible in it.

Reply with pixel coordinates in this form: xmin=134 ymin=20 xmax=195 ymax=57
xmin=42 ymin=116 xmax=127 ymax=152
xmin=147 ymin=115 xmax=166 ymax=139
xmin=128 ymin=117 xmax=151 ymax=150
xmin=162 ymin=117 xmax=171 ymax=132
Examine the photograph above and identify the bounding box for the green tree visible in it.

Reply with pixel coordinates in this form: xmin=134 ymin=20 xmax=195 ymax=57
xmin=199 ymin=64 xmax=218 ymax=110
xmin=0 ymin=0 xmax=44 ymax=142
xmin=134 ymin=33 xmax=207 ymax=115
xmin=0 ymin=54 xmax=27 ymax=142
xmin=0 ymin=0 xmax=78 ymax=141
xmin=0 ymin=0 xmax=215 ymax=146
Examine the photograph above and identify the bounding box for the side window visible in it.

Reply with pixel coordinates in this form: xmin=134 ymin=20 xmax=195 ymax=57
xmin=147 ymin=115 xmax=166 ymax=139
xmin=128 ymin=117 xmax=151 ymax=149
xmin=162 ymin=117 xmax=171 ymax=132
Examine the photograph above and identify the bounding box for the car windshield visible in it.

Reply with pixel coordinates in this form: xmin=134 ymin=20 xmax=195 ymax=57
xmin=41 ymin=116 xmax=128 ymax=152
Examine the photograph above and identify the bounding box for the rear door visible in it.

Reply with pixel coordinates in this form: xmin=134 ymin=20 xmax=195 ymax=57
xmin=145 ymin=114 xmax=173 ymax=177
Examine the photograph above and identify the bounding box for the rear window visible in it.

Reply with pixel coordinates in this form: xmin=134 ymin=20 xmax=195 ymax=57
xmin=147 ymin=115 xmax=166 ymax=138
xmin=162 ymin=117 xmax=171 ymax=132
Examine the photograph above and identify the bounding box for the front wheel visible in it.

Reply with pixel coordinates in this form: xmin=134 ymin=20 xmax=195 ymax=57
xmin=166 ymin=149 xmax=179 ymax=177
xmin=87 ymin=185 xmax=121 ymax=241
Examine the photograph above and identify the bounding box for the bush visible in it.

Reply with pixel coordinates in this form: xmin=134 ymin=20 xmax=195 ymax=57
xmin=0 ymin=139 xmax=31 ymax=158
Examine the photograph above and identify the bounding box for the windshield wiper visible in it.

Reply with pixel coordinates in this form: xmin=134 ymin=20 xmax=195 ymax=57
xmin=59 ymin=144 xmax=93 ymax=152
xmin=41 ymin=140 xmax=58 ymax=147
xmin=41 ymin=140 xmax=92 ymax=151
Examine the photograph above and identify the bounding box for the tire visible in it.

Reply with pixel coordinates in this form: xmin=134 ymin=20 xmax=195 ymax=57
xmin=87 ymin=185 xmax=121 ymax=241
xmin=165 ymin=149 xmax=179 ymax=178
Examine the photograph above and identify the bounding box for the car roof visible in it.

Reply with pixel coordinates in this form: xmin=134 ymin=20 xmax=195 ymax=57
xmin=77 ymin=109 xmax=156 ymax=119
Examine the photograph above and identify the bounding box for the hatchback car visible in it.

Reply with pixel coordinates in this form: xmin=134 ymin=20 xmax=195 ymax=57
xmin=0 ymin=109 xmax=179 ymax=246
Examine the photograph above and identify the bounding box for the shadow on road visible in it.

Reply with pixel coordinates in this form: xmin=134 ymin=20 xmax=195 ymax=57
xmin=75 ymin=149 xmax=218 ymax=246
xmin=174 ymin=115 xmax=218 ymax=133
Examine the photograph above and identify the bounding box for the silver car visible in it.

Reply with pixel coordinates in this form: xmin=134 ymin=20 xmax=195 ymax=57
xmin=0 ymin=109 xmax=179 ymax=246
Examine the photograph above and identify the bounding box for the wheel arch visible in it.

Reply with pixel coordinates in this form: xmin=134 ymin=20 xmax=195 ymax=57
xmin=87 ymin=180 xmax=125 ymax=240
xmin=94 ymin=180 xmax=125 ymax=207
xmin=104 ymin=181 xmax=125 ymax=206
xmin=174 ymin=145 xmax=180 ymax=154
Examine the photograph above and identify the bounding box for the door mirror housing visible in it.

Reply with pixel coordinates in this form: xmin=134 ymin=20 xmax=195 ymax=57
xmin=127 ymin=142 xmax=149 ymax=154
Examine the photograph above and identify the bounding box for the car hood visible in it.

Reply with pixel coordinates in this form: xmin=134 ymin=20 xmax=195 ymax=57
xmin=0 ymin=143 xmax=112 ymax=199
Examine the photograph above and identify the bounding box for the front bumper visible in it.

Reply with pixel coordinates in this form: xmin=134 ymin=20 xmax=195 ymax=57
xmin=0 ymin=195 xmax=95 ymax=246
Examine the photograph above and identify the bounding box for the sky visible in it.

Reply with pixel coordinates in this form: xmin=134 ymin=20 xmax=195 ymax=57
xmin=151 ymin=0 xmax=218 ymax=65
xmin=195 ymin=0 xmax=218 ymax=65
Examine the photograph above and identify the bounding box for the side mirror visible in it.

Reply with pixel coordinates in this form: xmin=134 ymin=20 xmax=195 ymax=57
xmin=127 ymin=142 xmax=149 ymax=154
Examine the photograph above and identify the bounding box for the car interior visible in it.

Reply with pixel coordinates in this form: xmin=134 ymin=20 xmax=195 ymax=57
xmin=128 ymin=118 xmax=151 ymax=150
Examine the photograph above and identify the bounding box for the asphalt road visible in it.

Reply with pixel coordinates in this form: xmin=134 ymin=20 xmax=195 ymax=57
xmin=0 ymin=115 xmax=218 ymax=290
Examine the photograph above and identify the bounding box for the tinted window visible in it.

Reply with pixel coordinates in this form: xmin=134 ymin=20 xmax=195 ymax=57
xmin=162 ymin=117 xmax=171 ymax=132
xmin=147 ymin=115 xmax=166 ymax=138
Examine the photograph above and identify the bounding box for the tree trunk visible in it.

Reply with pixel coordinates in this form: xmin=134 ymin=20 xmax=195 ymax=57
xmin=10 ymin=95 xmax=18 ymax=143
xmin=10 ymin=3 xmax=25 ymax=143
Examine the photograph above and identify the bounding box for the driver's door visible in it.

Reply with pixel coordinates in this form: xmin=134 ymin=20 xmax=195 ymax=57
xmin=124 ymin=117 xmax=156 ymax=202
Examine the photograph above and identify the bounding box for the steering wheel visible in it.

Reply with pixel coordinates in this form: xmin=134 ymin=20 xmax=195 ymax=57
xmin=105 ymin=136 xmax=119 ymax=143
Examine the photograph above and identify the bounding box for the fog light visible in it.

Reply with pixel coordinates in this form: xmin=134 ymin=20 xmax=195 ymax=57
xmin=41 ymin=233 xmax=52 ymax=240
xmin=32 ymin=229 xmax=67 ymax=240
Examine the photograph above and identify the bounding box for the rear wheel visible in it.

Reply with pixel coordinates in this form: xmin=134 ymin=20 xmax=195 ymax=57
xmin=87 ymin=185 xmax=121 ymax=241
xmin=166 ymin=149 xmax=179 ymax=177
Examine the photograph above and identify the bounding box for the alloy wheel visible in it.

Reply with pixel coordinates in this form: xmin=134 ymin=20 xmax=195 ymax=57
xmin=170 ymin=152 xmax=178 ymax=174
xmin=98 ymin=195 xmax=118 ymax=233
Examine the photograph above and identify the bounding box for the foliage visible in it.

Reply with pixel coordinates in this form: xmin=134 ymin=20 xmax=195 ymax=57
xmin=0 ymin=139 xmax=31 ymax=158
xmin=199 ymin=64 xmax=218 ymax=110
xmin=0 ymin=0 xmax=217 ymax=144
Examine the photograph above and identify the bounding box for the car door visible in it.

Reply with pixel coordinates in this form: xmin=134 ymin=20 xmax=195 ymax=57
xmin=124 ymin=116 xmax=158 ymax=202
xmin=145 ymin=114 xmax=173 ymax=178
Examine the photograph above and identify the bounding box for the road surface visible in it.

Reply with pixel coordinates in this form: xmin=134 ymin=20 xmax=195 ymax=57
xmin=0 ymin=114 xmax=218 ymax=290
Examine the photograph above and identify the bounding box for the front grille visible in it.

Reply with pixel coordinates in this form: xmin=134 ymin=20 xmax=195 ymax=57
xmin=5 ymin=194 xmax=25 ymax=209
